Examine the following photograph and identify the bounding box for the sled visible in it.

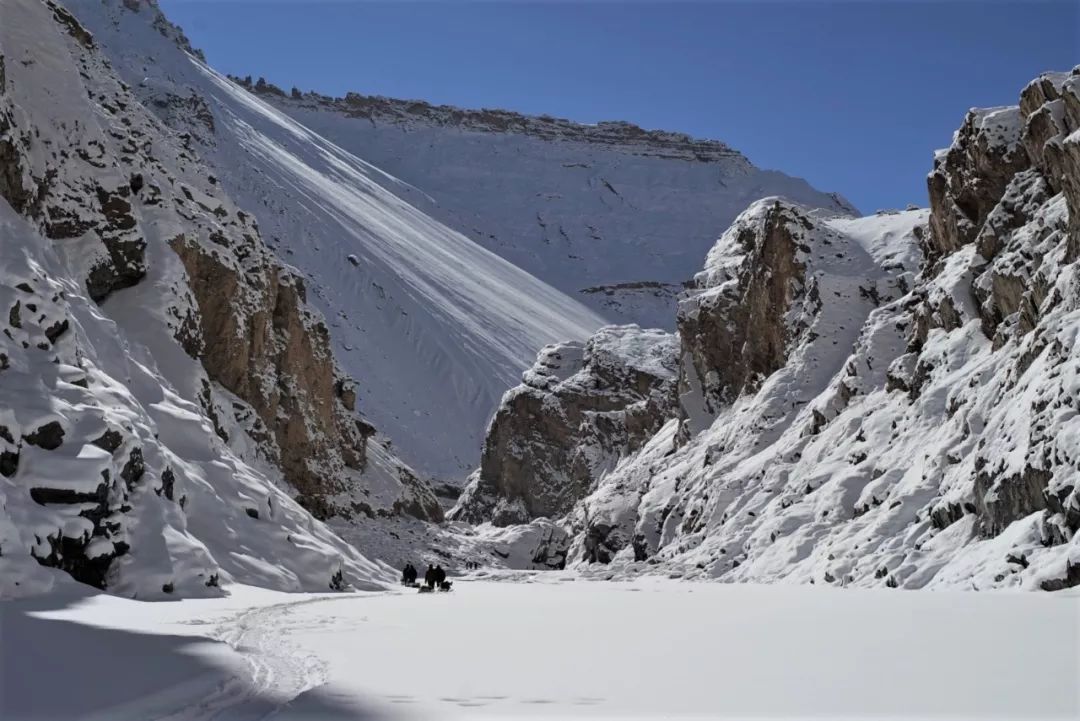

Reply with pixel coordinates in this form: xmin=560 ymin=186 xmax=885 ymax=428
xmin=417 ymin=581 xmax=453 ymax=593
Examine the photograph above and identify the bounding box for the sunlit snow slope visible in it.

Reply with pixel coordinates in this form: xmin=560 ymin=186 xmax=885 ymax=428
xmin=244 ymin=80 xmax=858 ymax=331
xmin=72 ymin=0 xmax=606 ymax=482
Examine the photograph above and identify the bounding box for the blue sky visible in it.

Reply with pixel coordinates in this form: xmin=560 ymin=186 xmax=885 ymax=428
xmin=159 ymin=0 xmax=1077 ymax=213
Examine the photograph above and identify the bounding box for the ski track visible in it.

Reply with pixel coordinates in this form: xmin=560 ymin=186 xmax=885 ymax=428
xmin=147 ymin=596 xmax=360 ymax=721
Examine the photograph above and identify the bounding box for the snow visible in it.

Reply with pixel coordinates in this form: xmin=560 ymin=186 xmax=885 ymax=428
xmin=70 ymin=0 xmax=607 ymax=482
xmin=275 ymin=100 xmax=857 ymax=310
xmin=971 ymin=106 xmax=1024 ymax=152
xmin=827 ymin=209 xmax=929 ymax=276
xmin=68 ymin=0 xmax=859 ymax=481
xmin=0 ymin=0 xmax=392 ymax=598
xmin=587 ymin=325 xmax=678 ymax=381
xmin=520 ymin=325 xmax=676 ymax=393
xmin=2 ymin=577 xmax=1077 ymax=720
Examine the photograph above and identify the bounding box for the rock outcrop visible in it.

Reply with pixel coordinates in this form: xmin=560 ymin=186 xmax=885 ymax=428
xmin=676 ymin=200 xmax=815 ymax=432
xmin=926 ymin=106 xmax=1028 ymax=264
xmin=451 ymin=325 xmax=678 ymax=526
xmin=167 ymin=225 xmax=439 ymax=523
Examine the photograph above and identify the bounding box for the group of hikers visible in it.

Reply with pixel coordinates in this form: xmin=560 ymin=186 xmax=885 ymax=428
xmin=400 ymin=559 xmax=485 ymax=592
xmin=401 ymin=563 xmax=451 ymax=592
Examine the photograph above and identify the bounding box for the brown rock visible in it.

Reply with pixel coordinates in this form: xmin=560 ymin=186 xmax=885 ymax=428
xmin=926 ymin=107 xmax=1029 ymax=266
xmin=677 ymin=200 xmax=810 ymax=425
xmin=452 ymin=326 xmax=678 ymax=525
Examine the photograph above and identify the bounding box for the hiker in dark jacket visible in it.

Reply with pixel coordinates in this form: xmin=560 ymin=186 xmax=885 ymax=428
xmin=434 ymin=565 xmax=446 ymax=587
xmin=401 ymin=563 xmax=416 ymax=585
xmin=424 ymin=564 xmax=436 ymax=589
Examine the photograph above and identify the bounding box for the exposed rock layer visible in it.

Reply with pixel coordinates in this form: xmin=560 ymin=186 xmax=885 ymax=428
xmin=451 ymin=326 xmax=678 ymax=526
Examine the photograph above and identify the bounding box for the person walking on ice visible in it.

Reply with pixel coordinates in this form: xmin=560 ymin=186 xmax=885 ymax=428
xmin=424 ymin=564 xmax=436 ymax=590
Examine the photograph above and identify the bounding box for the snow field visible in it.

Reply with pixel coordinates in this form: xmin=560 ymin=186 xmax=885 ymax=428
xmin=3 ymin=577 xmax=1077 ymax=720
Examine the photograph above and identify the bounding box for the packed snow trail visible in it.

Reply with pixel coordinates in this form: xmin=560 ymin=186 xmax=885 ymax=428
xmin=9 ymin=578 xmax=1077 ymax=720
xmin=70 ymin=594 xmax=371 ymax=721
xmin=145 ymin=597 xmax=348 ymax=721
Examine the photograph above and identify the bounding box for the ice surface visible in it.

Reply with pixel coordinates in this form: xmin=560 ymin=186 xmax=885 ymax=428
xmin=2 ymin=577 xmax=1077 ymax=719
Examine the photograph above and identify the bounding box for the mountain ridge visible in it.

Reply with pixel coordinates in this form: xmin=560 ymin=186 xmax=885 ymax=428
xmin=238 ymin=68 xmax=859 ymax=335
xmin=230 ymin=74 xmax=856 ymax=184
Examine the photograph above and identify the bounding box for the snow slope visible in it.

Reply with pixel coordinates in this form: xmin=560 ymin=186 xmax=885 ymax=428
xmin=0 ymin=0 xmax=403 ymax=598
xmin=71 ymin=0 xmax=607 ymax=481
xmin=243 ymin=80 xmax=857 ymax=330
xmin=3 ymin=576 xmax=1077 ymax=720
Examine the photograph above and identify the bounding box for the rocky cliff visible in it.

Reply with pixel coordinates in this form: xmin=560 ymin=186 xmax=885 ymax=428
xmin=0 ymin=0 xmax=434 ymax=598
xmin=232 ymin=76 xmax=755 ymax=164
xmin=461 ymin=66 xmax=1080 ymax=590
xmin=450 ymin=325 xmax=678 ymax=528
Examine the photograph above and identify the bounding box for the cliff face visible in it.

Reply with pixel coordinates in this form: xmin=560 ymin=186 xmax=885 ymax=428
xmin=675 ymin=201 xmax=815 ymax=434
xmin=462 ymin=67 xmax=1080 ymax=591
xmin=166 ymin=229 xmax=438 ymax=523
xmin=914 ymin=69 xmax=1080 ymax=552
xmin=0 ymin=0 xmax=433 ymax=598
xmin=450 ymin=326 xmax=678 ymax=527
xmin=233 ymin=77 xmax=755 ymax=165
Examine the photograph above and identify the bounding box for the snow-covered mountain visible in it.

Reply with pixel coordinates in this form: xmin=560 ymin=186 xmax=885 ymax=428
xmin=235 ymin=77 xmax=858 ymax=331
xmin=66 ymin=0 xmax=613 ymax=482
xmin=7 ymin=0 xmax=1072 ymax=601
xmin=63 ymin=0 xmax=855 ymax=483
xmin=458 ymin=68 xmax=1080 ymax=591
xmin=3 ymin=0 xmax=844 ymax=597
xmin=0 ymin=0 xmax=436 ymax=598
